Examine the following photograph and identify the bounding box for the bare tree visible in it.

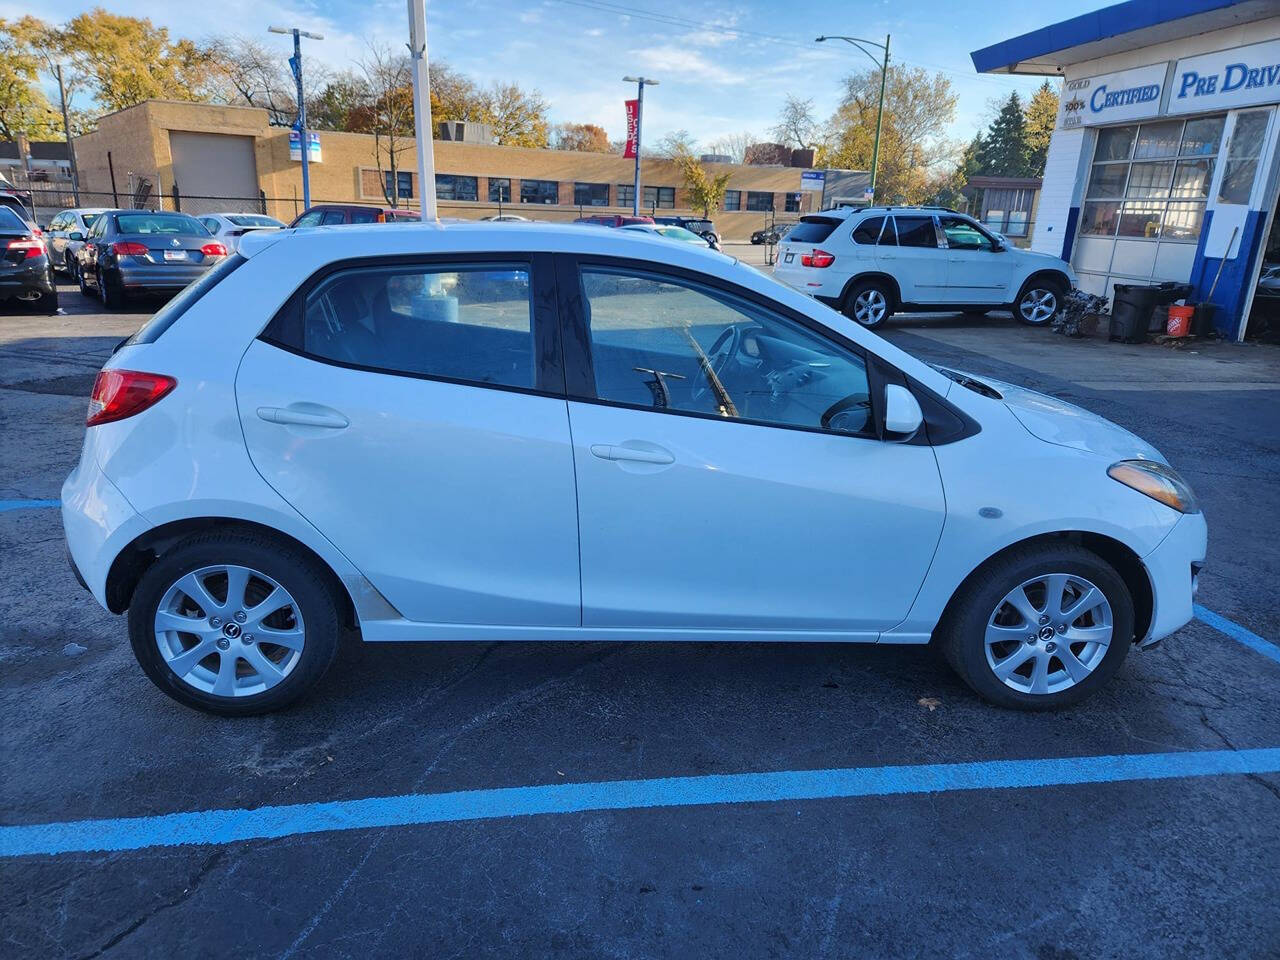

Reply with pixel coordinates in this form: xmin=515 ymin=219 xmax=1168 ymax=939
xmin=358 ymin=41 xmax=414 ymax=208
xmin=705 ymin=131 xmax=757 ymax=163
xmin=652 ymin=129 xmax=697 ymax=159
xmin=771 ymin=95 xmax=821 ymax=151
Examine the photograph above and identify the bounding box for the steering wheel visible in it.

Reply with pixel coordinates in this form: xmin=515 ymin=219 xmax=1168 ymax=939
xmin=820 ymin=393 xmax=872 ymax=434
xmin=690 ymin=324 xmax=743 ymax=406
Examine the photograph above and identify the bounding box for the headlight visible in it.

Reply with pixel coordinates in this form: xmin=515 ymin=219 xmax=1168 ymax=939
xmin=1108 ymin=460 xmax=1200 ymax=513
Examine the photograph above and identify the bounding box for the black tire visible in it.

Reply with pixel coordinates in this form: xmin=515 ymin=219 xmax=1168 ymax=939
xmin=842 ymin=278 xmax=894 ymax=329
xmin=938 ymin=543 xmax=1134 ymax=710
xmin=129 ymin=531 xmax=343 ymax=715
xmin=78 ymin=264 xmax=92 ymax=297
xmin=1015 ymin=277 xmax=1067 ymax=326
xmin=98 ymin=269 xmax=124 ymax=310
xmin=63 ymin=251 xmax=78 ymax=282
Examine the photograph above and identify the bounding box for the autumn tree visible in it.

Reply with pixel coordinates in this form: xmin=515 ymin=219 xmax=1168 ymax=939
xmin=821 ymin=65 xmax=959 ymax=203
xmin=771 ymin=95 xmax=821 ymax=152
xmin=1024 ymin=80 xmax=1059 ymax=176
xmin=357 ymin=42 xmax=414 ymax=207
xmin=309 ymin=72 xmax=371 ymax=131
xmin=675 ymin=152 xmax=731 ymax=217
xmin=552 ymin=122 xmax=611 ymax=152
xmin=0 ymin=19 xmax=60 ymax=140
xmin=654 ymin=129 xmax=697 ymax=159
xmin=484 ymin=81 xmax=549 ymax=147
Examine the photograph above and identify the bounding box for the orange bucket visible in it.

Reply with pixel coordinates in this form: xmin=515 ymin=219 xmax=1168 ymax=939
xmin=1167 ymin=304 xmax=1194 ymax=337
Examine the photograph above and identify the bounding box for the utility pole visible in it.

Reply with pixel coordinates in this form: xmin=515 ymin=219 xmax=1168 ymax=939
xmin=406 ymin=0 xmax=437 ymax=221
xmin=816 ymin=34 xmax=890 ymax=202
xmin=269 ymin=25 xmax=324 ymax=211
xmin=622 ymin=76 xmax=658 ymax=216
xmin=55 ymin=65 xmax=80 ymax=205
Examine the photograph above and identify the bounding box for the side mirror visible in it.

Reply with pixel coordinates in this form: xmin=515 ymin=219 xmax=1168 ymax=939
xmin=883 ymin=384 xmax=924 ymax=440
xmin=70 ymin=231 xmax=84 ymax=242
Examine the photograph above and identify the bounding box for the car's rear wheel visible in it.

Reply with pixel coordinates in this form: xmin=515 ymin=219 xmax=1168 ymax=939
xmin=1016 ymin=279 xmax=1066 ymax=326
xmin=939 ymin=543 xmax=1133 ymax=710
xmin=129 ymin=532 xmax=342 ymax=715
xmin=98 ymin=269 xmax=124 ymax=310
xmin=843 ymin=279 xmax=893 ymax=329
xmin=77 ymin=264 xmax=92 ymax=297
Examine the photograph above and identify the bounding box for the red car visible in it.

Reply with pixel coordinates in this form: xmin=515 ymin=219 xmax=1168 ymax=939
xmin=574 ymin=214 xmax=655 ymax=227
xmin=288 ymin=205 xmax=420 ymax=227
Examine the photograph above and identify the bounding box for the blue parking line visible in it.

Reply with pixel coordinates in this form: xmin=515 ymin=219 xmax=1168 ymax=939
xmin=0 ymin=499 xmax=59 ymax=513
xmin=1195 ymin=604 xmax=1280 ymax=666
xmin=3 ymin=747 xmax=1278 ymax=858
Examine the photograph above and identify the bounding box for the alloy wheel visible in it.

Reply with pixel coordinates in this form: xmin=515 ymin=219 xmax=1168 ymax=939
xmin=983 ymin=573 xmax=1112 ymax=695
xmin=1020 ymin=288 xmax=1058 ymax=324
xmin=154 ymin=564 xmax=305 ymax=698
xmin=852 ymin=288 xmax=887 ymax=326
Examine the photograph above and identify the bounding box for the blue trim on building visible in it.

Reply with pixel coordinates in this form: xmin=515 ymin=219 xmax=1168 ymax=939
xmin=1061 ymin=206 xmax=1081 ymax=262
xmin=970 ymin=0 xmax=1250 ymax=74
xmin=1188 ymin=209 xmax=1268 ymax=338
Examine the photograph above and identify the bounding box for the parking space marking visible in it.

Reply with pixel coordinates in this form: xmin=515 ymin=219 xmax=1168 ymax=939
xmin=1195 ymin=604 xmax=1280 ymax=666
xmin=3 ymin=747 xmax=1278 ymax=858
xmin=0 ymin=499 xmax=60 ymax=513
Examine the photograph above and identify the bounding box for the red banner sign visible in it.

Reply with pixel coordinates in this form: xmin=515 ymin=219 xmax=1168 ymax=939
xmin=623 ymin=99 xmax=639 ymax=158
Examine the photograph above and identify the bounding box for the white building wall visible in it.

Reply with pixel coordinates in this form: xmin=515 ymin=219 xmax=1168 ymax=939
xmin=1031 ymin=125 xmax=1086 ymax=257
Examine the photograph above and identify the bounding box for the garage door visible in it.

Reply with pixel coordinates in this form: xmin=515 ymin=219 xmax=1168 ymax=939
xmin=168 ymin=132 xmax=260 ymax=205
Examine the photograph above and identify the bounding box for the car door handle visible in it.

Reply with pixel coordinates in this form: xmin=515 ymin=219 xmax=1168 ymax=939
xmin=256 ymin=406 xmax=349 ymax=429
xmin=590 ymin=443 xmax=674 ymax=465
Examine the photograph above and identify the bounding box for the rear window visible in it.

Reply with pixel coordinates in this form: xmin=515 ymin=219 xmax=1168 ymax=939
xmin=124 ymin=255 xmax=245 ymax=346
xmin=784 ymin=216 xmax=842 ymax=244
xmin=116 ymin=213 xmax=207 ymax=235
xmin=82 ymin=213 xmax=100 ymax=228
xmin=851 ymin=216 xmax=885 ymax=245
xmin=0 ymin=206 xmax=27 ymax=231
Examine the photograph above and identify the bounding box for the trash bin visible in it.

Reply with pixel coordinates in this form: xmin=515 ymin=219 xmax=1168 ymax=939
xmin=1146 ymin=282 xmax=1194 ymax=333
xmin=1110 ymin=284 xmax=1161 ymax=343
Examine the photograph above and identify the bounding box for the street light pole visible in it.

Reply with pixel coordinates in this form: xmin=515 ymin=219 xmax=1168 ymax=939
xmin=816 ymin=34 xmax=890 ymax=203
xmin=622 ymin=76 xmax=658 ymax=217
xmin=406 ymin=0 xmax=437 ymax=221
xmin=269 ymin=25 xmax=324 ymax=211
xmin=55 ymin=64 xmax=80 ymax=205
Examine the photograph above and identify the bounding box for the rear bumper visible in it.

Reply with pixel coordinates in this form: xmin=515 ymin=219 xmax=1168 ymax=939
xmin=0 ymin=264 xmax=55 ymax=297
xmin=115 ymin=261 xmax=213 ymax=290
xmin=1140 ymin=511 xmax=1208 ymax=647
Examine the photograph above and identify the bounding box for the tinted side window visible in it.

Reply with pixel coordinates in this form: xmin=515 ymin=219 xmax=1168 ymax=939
xmin=581 ymin=268 xmax=873 ymax=435
xmin=939 ymin=216 xmax=993 ymax=250
xmin=348 ymin=208 xmax=380 ymax=224
xmin=276 ymin=263 xmax=536 ymax=389
xmin=322 ymin=210 xmax=350 ymax=225
xmin=294 ymin=210 xmax=324 ymax=227
xmin=850 ymin=216 xmax=885 ymax=245
xmin=894 ymin=216 xmax=938 ymax=248
xmin=785 ymin=217 xmax=842 ymax=244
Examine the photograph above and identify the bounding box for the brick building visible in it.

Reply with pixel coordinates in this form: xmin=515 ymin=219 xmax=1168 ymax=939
xmin=68 ymin=101 xmax=818 ymax=240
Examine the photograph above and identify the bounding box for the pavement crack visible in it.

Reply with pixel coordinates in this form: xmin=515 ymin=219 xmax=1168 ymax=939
xmin=72 ymin=850 xmax=226 ymax=960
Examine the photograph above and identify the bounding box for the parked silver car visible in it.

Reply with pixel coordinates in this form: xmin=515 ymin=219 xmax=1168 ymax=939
xmin=198 ymin=212 xmax=285 ymax=254
xmin=76 ymin=210 xmax=227 ymax=309
xmin=45 ymin=208 xmax=112 ymax=279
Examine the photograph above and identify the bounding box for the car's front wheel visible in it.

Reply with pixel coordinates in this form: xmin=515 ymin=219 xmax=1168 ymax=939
xmin=843 ymin=279 xmax=893 ymax=329
xmin=129 ymin=532 xmax=343 ymax=715
xmin=939 ymin=543 xmax=1133 ymax=710
xmin=1016 ymin=279 xmax=1066 ymax=326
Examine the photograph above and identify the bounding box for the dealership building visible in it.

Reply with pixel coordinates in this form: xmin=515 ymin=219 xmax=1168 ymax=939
xmin=972 ymin=0 xmax=1280 ymax=339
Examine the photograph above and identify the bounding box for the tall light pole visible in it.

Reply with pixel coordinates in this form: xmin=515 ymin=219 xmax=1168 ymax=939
xmin=816 ymin=34 xmax=890 ymax=204
xmin=622 ymin=76 xmax=658 ymax=216
xmin=406 ymin=0 xmax=437 ymax=221
xmin=269 ymin=25 xmax=324 ymax=211
xmin=55 ymin=65 xmax=80 ymax=205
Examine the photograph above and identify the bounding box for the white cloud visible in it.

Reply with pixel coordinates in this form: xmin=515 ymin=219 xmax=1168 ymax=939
xmin=629 ymin=45 xmax=746 ymax=86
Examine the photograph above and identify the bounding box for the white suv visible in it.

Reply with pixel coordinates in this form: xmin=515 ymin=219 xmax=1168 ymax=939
xmin=773 ymin=207 xmax=1076 ymax=329
xmin=62 ymin=222 xmax=1203 ymax=715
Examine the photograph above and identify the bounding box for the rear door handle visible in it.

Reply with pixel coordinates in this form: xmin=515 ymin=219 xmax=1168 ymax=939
xmin=256 ymin=406 xmax=349 ymax=429
xmin=590 ymin=443 xmax=674 ymax=465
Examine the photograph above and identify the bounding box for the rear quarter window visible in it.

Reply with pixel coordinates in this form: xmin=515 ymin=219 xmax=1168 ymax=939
xmin=784 ymin=217 xmax=843 ymax=244
xmin=850 ymin=216 xmax=885 ymax=245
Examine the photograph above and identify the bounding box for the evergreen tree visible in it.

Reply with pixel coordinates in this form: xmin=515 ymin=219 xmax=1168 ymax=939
xmin=1024 ymin=80 xmax=1059 ymax=176
xmin=978 ymin=92 xmax=1031 ymax=177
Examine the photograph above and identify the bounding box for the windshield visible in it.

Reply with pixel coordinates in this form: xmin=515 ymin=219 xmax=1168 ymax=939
xmin=227 ymin=214 xmax=284 ymax=228
xmin=116 ymin=213 xmax=208 ymax=235
xmin=81 ymin=213 xmax=100 ymax=228
xmin=657 ymin=226 xmax=706 ymax=243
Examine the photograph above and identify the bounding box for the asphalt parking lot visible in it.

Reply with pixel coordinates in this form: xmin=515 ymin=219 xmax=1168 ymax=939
xmin=2 ymin=281 xmax=1279 ymax=958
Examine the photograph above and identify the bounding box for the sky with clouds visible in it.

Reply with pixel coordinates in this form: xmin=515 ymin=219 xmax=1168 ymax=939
xmin=7 ymin=0 xmax=1109 ymax=148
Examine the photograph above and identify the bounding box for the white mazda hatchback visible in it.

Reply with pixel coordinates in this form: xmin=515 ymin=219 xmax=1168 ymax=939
xmin=63 ymin=222 xmax=1206 ymax=715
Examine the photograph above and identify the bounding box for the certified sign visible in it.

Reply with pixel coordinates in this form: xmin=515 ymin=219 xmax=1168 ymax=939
xmin=1169 ymin=38 xmax=1280 ymax=114
xmin=1058 ymin=63 xmax=1167 ymax=128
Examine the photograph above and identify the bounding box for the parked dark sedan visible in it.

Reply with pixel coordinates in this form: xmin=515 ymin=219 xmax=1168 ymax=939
xmin=750 ymin=223 xmax=794 ymax=245
xmin=288 ymin=204 xmax=419 ymax=226
xmin=0 ymin=204 xmax=57 ymax=314
xmin=77 ymin=211 xmax=227 ymax=309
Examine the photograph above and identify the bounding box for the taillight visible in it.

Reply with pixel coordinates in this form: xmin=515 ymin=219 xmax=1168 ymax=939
xmin=200 ymin=242 xmax=228 ymax=256
xmin=86 ymin=370 xmax=177 ymax=427
xmin=6 ymin=238 xmax=44 ymax=259
xmin=801 ymin=249 xmax=836 ymax=268
xmin=111 ymin=241 xmax=149 ymax=256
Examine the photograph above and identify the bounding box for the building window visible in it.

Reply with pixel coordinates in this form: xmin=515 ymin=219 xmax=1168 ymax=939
xmin=642 ymin=186 xmax=676 ymax=209
xmin=384 ymin=170 xmax=414 ymax=200
xmin=520 ymin=179 xmax=559 ymax=204
xmin=574 ymin=182 xmax=610 ymax=207
xmin=724 ymin=190 xmax=741 ymax=211
xmin=1218 ymin=110 xmax=1269 ymax=205
xmin=616 ymin=183 xmax=635 ymax=206
xmin=981 ymin=187 xmax=1035 ymax=237
xmin=436 ymin=174 xmax=477 ymax=202
xmin=1080 ymin=115 xmax=1224 ymax=243
xmin=784 ymin=192 xmax=801 ymax=213
xmin=489 ymin=178 xmax=511 ymax=203
xmin=746 ymin=191 xmax=775 ymax=212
